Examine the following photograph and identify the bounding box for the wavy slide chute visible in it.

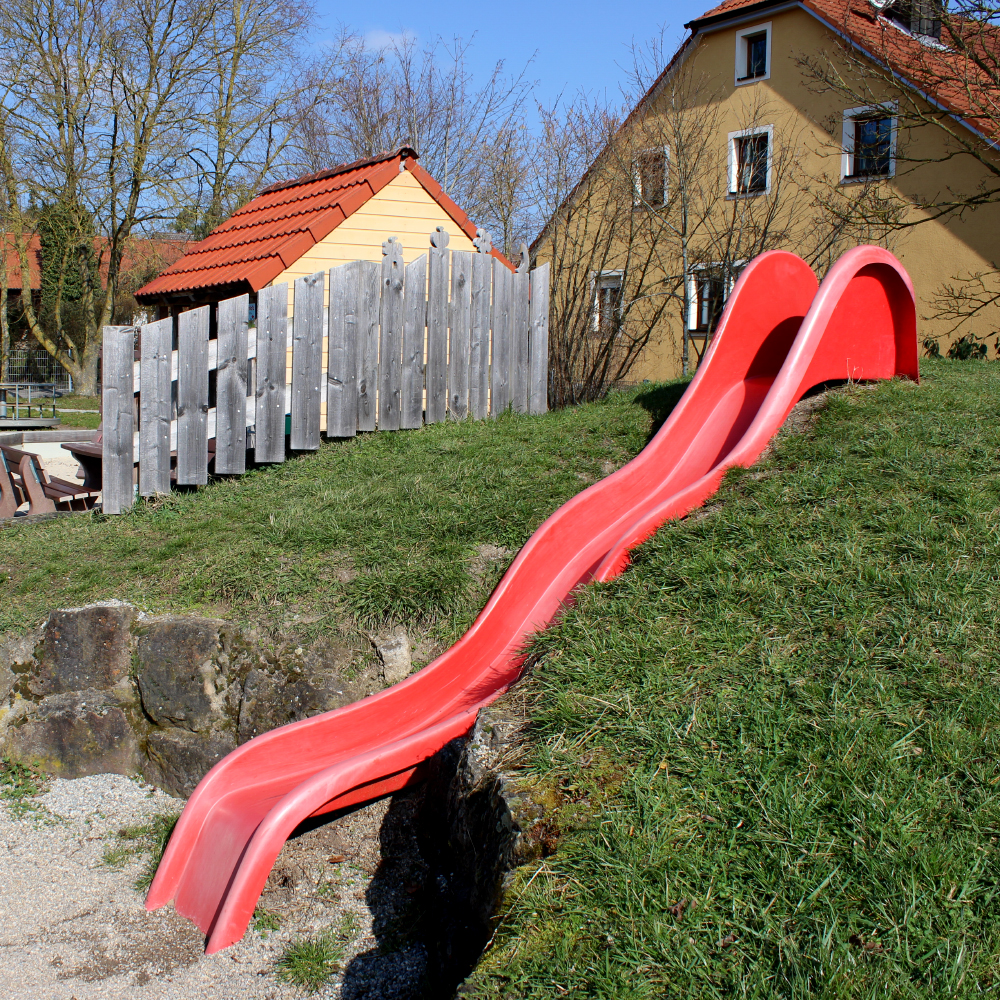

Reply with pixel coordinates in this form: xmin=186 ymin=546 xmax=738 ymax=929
xmin=146 ymin=246 xmax=919 ymax=953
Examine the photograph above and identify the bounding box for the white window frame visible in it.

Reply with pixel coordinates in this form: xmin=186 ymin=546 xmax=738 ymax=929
xmin=841 ymin=104 xmax=897 ymax=182
xmin=686 ymin=262 xmax=746 ymax=332
xmin=735 ymin=22 xmax=772 ymax=86
xmin=632 ymin=147 xmax=669 ymax=208
xmin=727 ymin=125 xmax=774 ymax=196
xmin=591 ymin=270 xmax=623 ymax=333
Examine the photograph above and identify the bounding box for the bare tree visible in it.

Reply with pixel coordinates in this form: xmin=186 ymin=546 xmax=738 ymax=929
xmin=797 ymin=0 xmax=1000 ymax=351
xmin=302 ymin=31 xmax=534 ymax=246
xmin=177 ymin=0 xmax=338 ymax=237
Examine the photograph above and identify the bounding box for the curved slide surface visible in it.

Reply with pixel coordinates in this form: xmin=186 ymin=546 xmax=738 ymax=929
xmin=147 ymin=246 xmax=919 ymax=952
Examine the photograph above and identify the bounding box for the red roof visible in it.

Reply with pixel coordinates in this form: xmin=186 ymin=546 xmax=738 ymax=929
xmin=685 ymin=0 xmax=999 ymax=140
xmin=3 ymin=234 xmax=188 ymax=293
xmin=136 ymin=148 xmax=511 ymax=303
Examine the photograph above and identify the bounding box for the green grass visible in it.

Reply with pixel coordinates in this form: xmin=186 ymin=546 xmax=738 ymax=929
xmin=252 ymin=906 xmax=282 ymax=935
xmin=473 ymin=358 xmax=1000 ymax=998
xmin=275 ymin=931 xmax=346 ymax=992
xmin=100 ymin=811 xmax=180 ymax=892
xmin=0 ymin=394 xmax=666 ymax=645
xmin=0 ymin=758 xmax=51 ymax=819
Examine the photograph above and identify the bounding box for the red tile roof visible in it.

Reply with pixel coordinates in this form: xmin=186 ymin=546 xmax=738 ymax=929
xmin=685 ymin=0 xmax=999 ymax=141
xmin=136 ymin=148 xmax=511 ymax=303
xmin=3 ymin=234 xmax=189 ymax=293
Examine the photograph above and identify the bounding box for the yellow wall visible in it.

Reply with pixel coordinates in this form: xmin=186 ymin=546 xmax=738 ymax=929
xmin=541 ymin=7 xmax=1000 ymax=384
xmin=266 ymin=169 xmax=479 ymax=428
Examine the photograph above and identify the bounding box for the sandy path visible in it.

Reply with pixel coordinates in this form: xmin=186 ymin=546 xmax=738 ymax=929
xmin=0 ymin=774 xmax=428 ymax=999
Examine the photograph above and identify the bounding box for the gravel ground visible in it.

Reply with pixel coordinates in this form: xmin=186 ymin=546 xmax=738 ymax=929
xmin=0 ymin=773 xmax=430 ymax=999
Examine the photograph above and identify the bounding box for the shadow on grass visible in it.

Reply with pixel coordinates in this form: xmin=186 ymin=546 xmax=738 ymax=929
xmin=633 ymin=380 xmax=690 ymax=442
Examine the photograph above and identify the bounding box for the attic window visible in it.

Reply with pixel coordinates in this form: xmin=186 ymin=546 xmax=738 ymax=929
xmin=633 ymin=148 xmax=668 ymax=207
xmin=881 ymin=0 xmax=942 ymax=39
xmin=735 ymin=22 xmax=772 ymax=85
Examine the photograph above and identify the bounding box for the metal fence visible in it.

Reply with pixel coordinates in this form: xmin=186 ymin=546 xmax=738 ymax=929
xmin=3 ymin=349 xmax=73 ymax=392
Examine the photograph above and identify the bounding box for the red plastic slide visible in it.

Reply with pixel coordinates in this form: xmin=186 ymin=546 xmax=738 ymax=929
xmin=146 ymin=246 xmax=918 ymax=952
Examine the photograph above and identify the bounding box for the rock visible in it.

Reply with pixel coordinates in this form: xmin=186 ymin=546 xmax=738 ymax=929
xmin=135 ymin=617 xmax=236 ymax=733
xmin=0 ymin=627 xmax=42 ymax=711
xmin=143 ymin=728 xmax=237 ymax=798
xmin=28 ymin=603 xmax=135 ymax=697
xmin=4 ymin=688 xmax=141 ymax=778
xmin=377 ymin=628 xmax=412 ymax=685
xmin=238 ymin=658 xmax=362 ymax=744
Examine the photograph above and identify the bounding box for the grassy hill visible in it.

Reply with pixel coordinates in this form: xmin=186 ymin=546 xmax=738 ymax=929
xmin=471 ymin=358 xmax=1000 ymax=997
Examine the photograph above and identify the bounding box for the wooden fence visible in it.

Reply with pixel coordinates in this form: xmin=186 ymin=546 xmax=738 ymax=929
xmin=101 ymin=235 xmax=550 ymax=514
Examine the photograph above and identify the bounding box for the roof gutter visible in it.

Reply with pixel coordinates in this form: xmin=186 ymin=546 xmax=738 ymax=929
xmin=685 ymin=0 xmax=793 ymax=29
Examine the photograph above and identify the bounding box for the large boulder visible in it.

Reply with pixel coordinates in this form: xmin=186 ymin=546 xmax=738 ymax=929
xmin=238 ymin=647 xmax=363 ymax=744
xmin=27 ymin=602 xmax=135 ymax=697
xmin=142 ymin=728 xmax=238 ymax=798
xmin=4 ymin=688 xmax=141 ymax=778
xmin=134 ymin=617 xmax=242 ymax=734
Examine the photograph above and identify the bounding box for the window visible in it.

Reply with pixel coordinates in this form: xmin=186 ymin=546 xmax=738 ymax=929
xmin=592 ymin=272 xmax=622 ymax=337
xmin=633 ymin=148 xmax=668 ymax=208
xmin=882 ymin=0 xmax=942 ymax=40
xmin=687 ymin=264 xmax=746 ymax=334
xmin=842 ymin=106 xmax=896 ymax=180
xmin=728 ymin=126 xmax=772 ymax=195
xmin=735 ymin=22 xmax=772 ymax=85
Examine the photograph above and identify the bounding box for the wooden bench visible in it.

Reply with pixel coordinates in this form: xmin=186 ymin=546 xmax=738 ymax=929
xmin=0 ymin=443 xmax=101 ymax=515
xmin=61 ymin=429 xmax=218 ymax=493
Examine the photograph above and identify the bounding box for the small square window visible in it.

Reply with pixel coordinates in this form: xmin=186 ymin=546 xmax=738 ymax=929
xmin=842 ymin=106 xmax=896 ymax=180
xmin=735 ymin=22 xmax=771 ymax=85
xmin=695 ymin=271 xmax=726 ymax=333
xmin=633 ymin=148 xmax=667 ymax=208
xmin=592 ymin=273 xmax=622 ymax=337
xmin=735 ymin=133 xmax=769 ymax=193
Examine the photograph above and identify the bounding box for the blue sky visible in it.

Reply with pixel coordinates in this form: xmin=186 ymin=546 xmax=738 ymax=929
xmin=314 ymin=0 xmax=698 ymax=110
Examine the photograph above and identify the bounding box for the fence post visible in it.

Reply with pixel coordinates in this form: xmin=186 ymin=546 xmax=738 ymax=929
xmin=529 ymin=263 xmax=551 ymax=415
xmin=176 ymin=306 xmax=210 ymax=485
xmin=401 ymin=254 xmax=427 ymax=429
xmin=291 ymin=272 xmax=324 ymax=449
xmin=216 ymin=294 xmax=249 ymax=472
xmin=469 ymin=254 xmax=491 ymax=420
xmin=138 ymin=317 xmax=172 ymax=494
xmin=101 ymin=325 xmax=135 ymax=515
xmin=490 ymin=258 xmax=512 ymax=415
xmin=255 ymin=283 xmax=288 ymax=462
xmin=426 ymin=229 xmax=450 ymax=423
xmin=327 ymin=263 xmax=358 ymax=438
xmin=449 ymin=251 xmax=472 ymax=419
xmin=512 ymin=249 xmax=530 ymax=413
xmin=379 ymin=238 xmax=404 ymax=430
xmin=357 ymin=261 xmax=380 ymax=432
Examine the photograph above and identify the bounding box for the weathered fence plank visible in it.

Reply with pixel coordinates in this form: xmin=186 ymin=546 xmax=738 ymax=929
xmin=379 ymin=238 xmax=404 ymax=430
xmin=138 ymin=317 xmax=172 ymax=495
xmin=529 ymin=263 xmax=550 ymax=415
xmin=448 ymin=251 xmax=472 ymax=419
xmin=327 ymin=263 xmax=357 ymax=437
xmin=426 ymin=244 xmax=449 ymax=423
xmin=469 ymin=254 xmax=491 ymax=420
xmin=256 ymin=283 xmax=288 ymax=462
xmin=357 ymin=261 xmax=380 ymax=432
xmin=177 ymin=306 xmax=210 ymax=485
xmin=291 ymin=272 xmax=324 ymax=449
xmin=490 ymin=258 xmax=512 ymax=415
xmin=401 ymin=254 xmax=427 ymax=430
xmin=512 ymin=269 xmax=530 ymax=413
xmin=102 ymin=325 xmax=135 ymax=515
xmin=215 ymin=294 xmax=249 ymax=473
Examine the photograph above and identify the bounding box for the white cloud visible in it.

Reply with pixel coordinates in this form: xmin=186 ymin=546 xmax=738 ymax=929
xmin=363 ymin=28 xmax=416 ymax=51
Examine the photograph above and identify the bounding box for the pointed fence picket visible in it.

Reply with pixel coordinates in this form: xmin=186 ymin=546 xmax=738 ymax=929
xmin=100 ymin=233 xmax=550 ymax=514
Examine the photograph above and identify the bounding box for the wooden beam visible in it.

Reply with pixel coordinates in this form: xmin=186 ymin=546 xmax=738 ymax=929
xmin=291 ymin=272 xmax=324 ymax=449
xmin=449 ymin=250 xmax=472 ymax=420
xmin=177 ymin=306 xmax=210 ymax=485
xmin=401 ymin=254 xmax=427 ymax=430
xmin=101 ymin=325 xmax=135 ymax=514
xmin=529 ymin=263 xmax=551 ymax=415
xmin=327 ymin=263 xmax=358 ymax=438
xmin=215 ymin=294 xmax=249 ymax=473
xmin=255 ymin=283 xmax=288 ymax=463
xmin=379 ymin=238 xmax=404 ymax=430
